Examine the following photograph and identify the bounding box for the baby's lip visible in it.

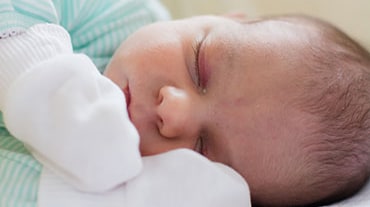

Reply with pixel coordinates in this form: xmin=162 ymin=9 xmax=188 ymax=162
xmin=122 ymin=85 xmax=131 ymax=117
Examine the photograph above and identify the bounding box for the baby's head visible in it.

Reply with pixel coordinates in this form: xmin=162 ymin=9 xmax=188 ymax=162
xmin=104 ymin=14 xmax=370 ymax=206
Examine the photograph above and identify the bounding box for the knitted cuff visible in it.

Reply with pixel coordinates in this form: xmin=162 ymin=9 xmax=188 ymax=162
xmin=0 ymin=24 xmax=73 ymax=109
xmin=0 ymin=27 xmax=26 ymax=39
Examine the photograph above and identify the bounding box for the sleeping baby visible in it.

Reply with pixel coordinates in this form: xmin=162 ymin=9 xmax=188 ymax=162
xmin=105 ymin=14 xmax=370 ymax=206
xmin=2 ymin=0 xmax=370 ymax=207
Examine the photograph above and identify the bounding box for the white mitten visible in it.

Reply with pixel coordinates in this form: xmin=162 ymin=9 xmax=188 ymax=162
xmin=1 ymin=23 xmax=142 ymax=192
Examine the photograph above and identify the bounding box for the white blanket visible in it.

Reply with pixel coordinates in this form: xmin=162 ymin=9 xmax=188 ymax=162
xmin=324 ymin=179 xmax=370 ymax=207
xmin=38 ymin=149 xmax=251 ymax=207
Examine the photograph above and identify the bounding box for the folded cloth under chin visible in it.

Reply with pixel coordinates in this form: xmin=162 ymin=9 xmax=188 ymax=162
xmin=39 ymin=149 xmax=251 ymax=207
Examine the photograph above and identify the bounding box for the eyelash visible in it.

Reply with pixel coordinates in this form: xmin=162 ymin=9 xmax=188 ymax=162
xmin=195 ymin=132 xmax=206 ymax=155
xmin=192 ymin=40 xmax=202 ymax=88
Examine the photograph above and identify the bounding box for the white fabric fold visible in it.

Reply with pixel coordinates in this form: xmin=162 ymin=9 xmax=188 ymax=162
xmin=39 ymin=149 xmax=251 ymax=207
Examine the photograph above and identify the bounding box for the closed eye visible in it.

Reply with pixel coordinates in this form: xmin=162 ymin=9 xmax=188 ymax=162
xmin=192 ymin=38 xmax=202 ymax=87
xmin=191 ymin=34 xmax=209 ymax=93
xmin=194 ymin=130 xmax=208 ymax=156
xmin=194 ymin=136 xmax=203 ymax=154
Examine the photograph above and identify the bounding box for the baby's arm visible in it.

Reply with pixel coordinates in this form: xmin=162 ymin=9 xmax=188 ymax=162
xmin=0 ymin=24 xmax=142 ymax=192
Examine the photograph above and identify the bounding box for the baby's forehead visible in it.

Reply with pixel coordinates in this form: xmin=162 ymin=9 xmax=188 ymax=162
xmin=244 ymin=15 xmax=323 ymax=40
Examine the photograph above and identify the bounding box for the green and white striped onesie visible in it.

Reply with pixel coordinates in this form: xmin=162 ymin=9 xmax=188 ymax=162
xmin=0 ymin=112 xmax=40 ymax=207
xmin=0 ymin=0 xmax=169 ymax=206
xmin=0 ymin=0 xmax=170 ymax=72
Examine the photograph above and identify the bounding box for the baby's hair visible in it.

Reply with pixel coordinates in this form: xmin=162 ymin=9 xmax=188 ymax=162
xmin=285 ymin=15 xmax=370 ymax=205
xmin=237 ymin=14 xmax=370 ymax=206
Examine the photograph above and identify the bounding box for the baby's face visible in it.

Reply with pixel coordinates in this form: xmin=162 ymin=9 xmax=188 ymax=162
xmin=105 ymin=16 xmax=315 ymax=203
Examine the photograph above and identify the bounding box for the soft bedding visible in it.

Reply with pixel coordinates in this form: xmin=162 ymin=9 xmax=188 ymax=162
xmin=38 ymin=149 xmax=251 ymax=207
xmin=324 ymin=180 xmax=370 ymax=207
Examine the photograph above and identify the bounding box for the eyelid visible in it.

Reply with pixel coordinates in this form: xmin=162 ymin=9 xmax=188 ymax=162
xmin=195 ymin=130 xmax=209 ymax=156
xmin=192 ymin=35 xmax=208 ymax=92
xmin=194 ymin=137 xmax=203 ymax=154
xmin=194 ymin=134 xmax=206 ymax=155
xmin=191 ymin=37 xmax=202 ymax=86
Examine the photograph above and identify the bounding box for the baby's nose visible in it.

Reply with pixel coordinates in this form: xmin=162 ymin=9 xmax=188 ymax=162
xmin=157 ymin=86 xmax=193 ymax=138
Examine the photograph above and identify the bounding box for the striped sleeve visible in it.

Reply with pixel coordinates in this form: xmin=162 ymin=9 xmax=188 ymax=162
xmin=52 ymin=0 xmax=170 ymax=72
xmin=0 ymin=113 xmax=41 ymax=207
xmin=0 ymin=0 xmax=170 ymax=72
xmin=0 ymin=0 xmax=58 ymax=31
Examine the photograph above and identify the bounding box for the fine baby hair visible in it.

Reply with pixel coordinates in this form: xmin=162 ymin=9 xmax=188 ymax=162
xmin=268 ymin=15 xmax=370 ymax=206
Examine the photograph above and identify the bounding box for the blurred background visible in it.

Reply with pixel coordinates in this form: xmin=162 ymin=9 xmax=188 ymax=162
xmin=160 ymin=0 xmax=370 ymax=51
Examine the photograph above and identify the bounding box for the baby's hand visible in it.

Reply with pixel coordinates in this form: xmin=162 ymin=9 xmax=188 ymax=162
xmin=2 ymin=50 xmax=142 ymax=193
